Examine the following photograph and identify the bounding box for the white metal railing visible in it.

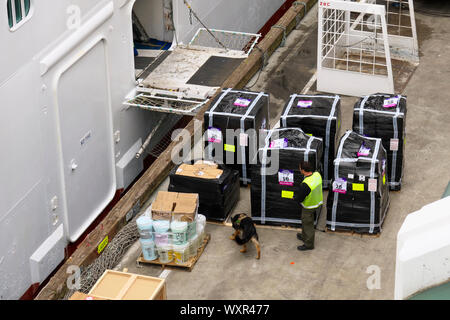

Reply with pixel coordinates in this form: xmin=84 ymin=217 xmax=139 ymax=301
xmin=189 ymin=28 xmax=262 ymax=56
xmin=317 ymin=0 xmax=394 ymax=96
xmin=123 ymin=92 xmax=208 ymax=116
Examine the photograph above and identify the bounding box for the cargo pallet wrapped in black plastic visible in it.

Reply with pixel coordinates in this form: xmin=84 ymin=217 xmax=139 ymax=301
xmin=279 ymin=94 xmax=341 ymax=189
xmin=326 ymin=131 xmax=390 ymax=234
xmin=251 ymin=128 xmax=323 ymax=228
xmin=204 ymin=88 xmax=270 ymax=185
xmin=352 ymin=94 xmax=407 ymax=191
xmin=168 ymin=161 xmax=240 ymax=222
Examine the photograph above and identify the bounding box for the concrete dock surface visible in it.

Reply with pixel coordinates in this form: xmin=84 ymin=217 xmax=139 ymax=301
xmin=117 ymin=3 xmax=450 ymax=300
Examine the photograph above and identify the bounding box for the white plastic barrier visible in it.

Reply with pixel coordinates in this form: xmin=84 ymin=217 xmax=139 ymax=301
xmin=395 ymin=196 xmax=450 ymax=300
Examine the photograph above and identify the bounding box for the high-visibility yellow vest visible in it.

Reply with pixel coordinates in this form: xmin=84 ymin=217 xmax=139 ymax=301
xmin=301 ymin=172 xmax=323 ymax=209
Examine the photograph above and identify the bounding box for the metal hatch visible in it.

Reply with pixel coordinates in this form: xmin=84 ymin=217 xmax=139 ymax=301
xmin=125 ymin=28 xmax=261 ymax=116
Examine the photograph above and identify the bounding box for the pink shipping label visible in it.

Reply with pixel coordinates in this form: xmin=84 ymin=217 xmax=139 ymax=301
xmin=383 ymin=97 xmax=399 ymax=108
xmin=357 ymin=144 xmax=371 ymax=157
xmin=297 ymin=100 xmax=313 ymax=108
xmin=207 ymin=127 xmax=222 ymax=143
xmin=270 ymin=138 xmax=288 ymax=148
xmin=234 ymin=98 xmax=251 ymax=107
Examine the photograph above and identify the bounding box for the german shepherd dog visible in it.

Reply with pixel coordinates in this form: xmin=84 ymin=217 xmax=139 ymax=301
xmin=230 ymin=213 xmax=261 ymax=259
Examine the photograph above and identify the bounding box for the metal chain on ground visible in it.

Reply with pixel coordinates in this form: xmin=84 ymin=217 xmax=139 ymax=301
xmin=62 ymin=213 xmax=142 ymax=300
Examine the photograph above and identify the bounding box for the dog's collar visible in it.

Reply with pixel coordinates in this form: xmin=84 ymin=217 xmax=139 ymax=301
xmin=236 ymin=214 xmax=247 ymax=226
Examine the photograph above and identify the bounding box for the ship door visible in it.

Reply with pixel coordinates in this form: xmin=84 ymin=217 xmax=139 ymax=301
xmin=56 ymin=40 xmax=116 ymax=242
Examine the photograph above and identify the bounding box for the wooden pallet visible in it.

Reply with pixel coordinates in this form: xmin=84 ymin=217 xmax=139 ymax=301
xmin=137 ymin=234 xmax=211 ymax=271
xmin=325 ymin=227 xmax=380 ymax=238
xmin=207 ymin=219 xmax=303 ymax=232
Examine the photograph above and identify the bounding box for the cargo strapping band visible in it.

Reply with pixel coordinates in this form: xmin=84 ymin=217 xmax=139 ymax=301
xmin=240 ymin=92 xmax=265 ymax=184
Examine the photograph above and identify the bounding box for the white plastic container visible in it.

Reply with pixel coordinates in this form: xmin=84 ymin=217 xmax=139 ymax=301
xmin=173 ymin=243 xmax=189 ymax=265
xmin=196 ymin=223 xmax=205 ymax=243
xmin=156 ymin=244 xmax=173 ymax=264
xmin=197 ymin=214 xmax=206 ymax=228
xmin=191 ymin=234 xmax=200 ymax=253
xmin=187 ymin=237 xmax=197 ymax=259
xmin=153 ymin=220 xmax=170 ymax=246
xmin=187 ymin=220 xmax=197 ymax=240
xmin=136 ymin=216 xmax=153 ymax=240
xmin=140 ymin=238 xmax=158 ymax=261
xmin=171 ymin=221 xmax=188 ymax=245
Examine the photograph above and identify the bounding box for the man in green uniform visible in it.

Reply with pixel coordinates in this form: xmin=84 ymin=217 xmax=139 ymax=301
xmin=296 ymin=161 xmax=323 ymax=251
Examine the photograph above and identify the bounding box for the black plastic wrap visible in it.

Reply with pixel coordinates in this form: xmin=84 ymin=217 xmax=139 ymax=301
xmin=326 ymin=131 xmax=390 ymax=234
xmin=279 ymin=94 xmax=341 ymax=189
xmin=352 ymin=94 xmax=406 ymax=190
xmin=168 ymin=162 xmax=240 ymax=221
xmin=251 ymin=128 xmax=324 ymax=227
xmin=204 ymin=89 xmax=270 ymax=185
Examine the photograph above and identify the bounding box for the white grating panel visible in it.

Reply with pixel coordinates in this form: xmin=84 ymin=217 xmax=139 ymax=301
xmin=123 ymin=91 xmax=207 ymax=116
xmin=189 ymin=28 xmax=261 ymax=56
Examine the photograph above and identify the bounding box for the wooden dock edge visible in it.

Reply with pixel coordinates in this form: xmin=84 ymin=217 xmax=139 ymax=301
xmin=35 ymin=0 xmax=318 ymax=300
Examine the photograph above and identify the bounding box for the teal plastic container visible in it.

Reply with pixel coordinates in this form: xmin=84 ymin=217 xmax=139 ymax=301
xmin=171 ymin=221 xmax=188 ymax=245
xmin=140 ymin=238 xmax=158 ymax=261
xmin=153 ymin=220 xmax=170 ymax=246
xmin=136 ymin=216 xmax=153 ymax=240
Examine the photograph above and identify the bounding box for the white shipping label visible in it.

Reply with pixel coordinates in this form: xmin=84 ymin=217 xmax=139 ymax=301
xmin=278 ymin=170 xmax=294 ymax=186
xmin=240 ymin=133 xmax=248 ymax=146
xmin=368 ymin=179 xmax=377 ymax=192
xmin=332 ymin=178 xmax=347 ymax=194
xmin=359 ymin=175 xmax=366 ymax=182
xmin=390 ymin=138 xmax=399 ymax=151
xmin=348 ymin=174 xmax=354 ymax=179
xmin=207 ymin=127 xmax=222 ymax=143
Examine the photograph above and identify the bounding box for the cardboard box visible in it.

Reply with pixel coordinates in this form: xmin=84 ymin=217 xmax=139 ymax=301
xmin=151 ymin=191 xmax=198 ymax=222
xmin=152 ymin=191 xmax=177 ymax=220
xmin=176 ymin=163 xmax=223 ymax=180
xmin=173 ymin=193 xmax=198 ymax=222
